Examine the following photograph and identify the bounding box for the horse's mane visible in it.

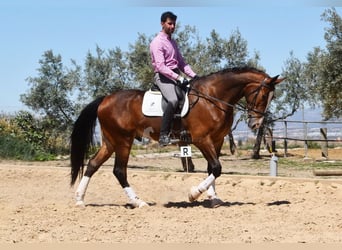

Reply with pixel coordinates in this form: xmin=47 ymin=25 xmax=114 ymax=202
xmin=201 ymin=66 xmax=267 ymax=79
xmin=221 ymin=66 xmax=265 ymax=75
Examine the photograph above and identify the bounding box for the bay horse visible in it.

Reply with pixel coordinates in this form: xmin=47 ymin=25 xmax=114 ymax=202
xmin=70 ymin=67 xmax=284 ymax=208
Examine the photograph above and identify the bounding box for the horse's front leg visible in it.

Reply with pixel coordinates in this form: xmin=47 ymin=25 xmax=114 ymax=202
xmin=207 ymin=181 xmax=224 ymax=208
xmin=188 ymin=171 xmax=223 ymax=208
xmin=113 ymin=145 xmax=148 ymax=208
xmin=188 ymin=144 xmax=224 ymax=207
xmin=205 ymin=161 xmax=224 ymax=207
xmin=189 ymin=178 xmax=224 ymax=208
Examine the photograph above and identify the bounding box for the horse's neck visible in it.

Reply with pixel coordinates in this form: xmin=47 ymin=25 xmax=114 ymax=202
xmin=210 ymin=75 xmax=249 ymax=104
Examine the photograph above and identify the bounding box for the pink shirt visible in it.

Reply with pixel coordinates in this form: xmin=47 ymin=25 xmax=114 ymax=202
xmin=150 ymin=31 xmax=196 ymax=80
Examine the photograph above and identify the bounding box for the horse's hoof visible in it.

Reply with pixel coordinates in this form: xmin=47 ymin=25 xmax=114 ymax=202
xmin=75 ymin=200 xmax=86 ymax=208
xmin=137 ymin=200 xmax=149 ymax=208
xmin=131 ymin=199 xmax=149 ymax=208
xmin=188 ymin=186 xmax=201 ymax=202
xmin=210 ymin=198 xmax=223 ymax=208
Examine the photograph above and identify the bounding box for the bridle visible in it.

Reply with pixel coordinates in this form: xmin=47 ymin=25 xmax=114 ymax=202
xmin=189 ymin=78 xmax=275 ymax=117
xmin=244 ymin=78 xmax=275 ymax=118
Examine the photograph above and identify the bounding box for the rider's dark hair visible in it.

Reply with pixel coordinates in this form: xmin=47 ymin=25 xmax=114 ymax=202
xmin=161 ymin=11 xmax=177 ymax=22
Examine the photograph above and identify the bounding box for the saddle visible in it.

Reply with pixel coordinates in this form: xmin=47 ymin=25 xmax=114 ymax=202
xmin=142 ymin=86 xmax=190 ymax=117
xmin=141 ymin=85 xmax=192 ymax=144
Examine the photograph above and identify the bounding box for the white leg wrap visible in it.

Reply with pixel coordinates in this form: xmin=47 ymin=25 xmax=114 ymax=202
xmin=124 ymin=187 xmax=148 ymax=208
xmin=198 ymin=174 xmax=215 ymax=193
xmin=124 ymin=186 xmax=138 ymax=201
xmin=75 ymin=176 xmax=90 ymax=206
xmin=207 ymin=181 xmax=223 ymax=207
xmin=189 ymin=174 xmax=215 ymax=202
xmin=207 ymin=182 xmax=217 ymax=199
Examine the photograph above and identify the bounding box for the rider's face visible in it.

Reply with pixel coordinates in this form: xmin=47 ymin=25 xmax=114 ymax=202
xmin=161 ymin=18 xmax=176 ymax=36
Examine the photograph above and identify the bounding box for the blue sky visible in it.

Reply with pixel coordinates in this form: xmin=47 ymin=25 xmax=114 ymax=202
xmin=0 ymin=0 xmax=341 ymax=113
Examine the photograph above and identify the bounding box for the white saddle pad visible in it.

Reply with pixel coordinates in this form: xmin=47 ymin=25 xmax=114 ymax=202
xmin=142 ymin=90 xmax=189 ymax=117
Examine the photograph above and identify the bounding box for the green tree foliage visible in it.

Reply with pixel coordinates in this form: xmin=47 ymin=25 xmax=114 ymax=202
xmin=177 ymin=27 xmax=261 ymax=74
xmin=21 ymin=50 xmax=81 ymax=130
xmin=275 ymin=8 xmax=342 ymax=121
xmin=272 ymin=51 xmax=308 ymax=119
xmin=175 ymin=25 xmax=212 ymax=73
xmin=83 ymin=46 xmax=133 ymax=98
xmin=304 ymin=8 xmax=342 ymax=119
xmin=20 ymin=50 xmax=81 ymax=156
xmin=127 ymin=33 xmax=154 ymax=90
xmin=14 ymin=111 xmax=46 ymax=150
xmin=0 ymin=113 xmax=55 ymax=160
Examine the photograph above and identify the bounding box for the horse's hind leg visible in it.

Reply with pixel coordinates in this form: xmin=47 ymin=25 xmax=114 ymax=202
xmin=75 ymin=142 xmax=113 ymax=207
xmin=113 ymin=141 xmax=148 ymax=208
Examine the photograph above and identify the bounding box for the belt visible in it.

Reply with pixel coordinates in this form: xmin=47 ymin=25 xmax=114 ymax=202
xmin=172 ymin=68 xmax=180 ymax=74
xmin=155 ymin=68 xmax=180 ymax=77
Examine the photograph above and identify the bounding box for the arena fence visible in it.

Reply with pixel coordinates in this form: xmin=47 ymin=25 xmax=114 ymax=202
xmin=271 ymin=120 xmax=342 ymax=158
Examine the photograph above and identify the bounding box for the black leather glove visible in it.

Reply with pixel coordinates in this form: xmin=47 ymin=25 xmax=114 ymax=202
xmin=180 ymin=78 xmax=189 ymax=87
xmin=176 ymin=76 xmax=189 ymax=87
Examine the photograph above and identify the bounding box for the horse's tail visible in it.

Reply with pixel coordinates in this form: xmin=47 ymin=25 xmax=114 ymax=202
xmin=70 ymin=96 xmax=105 ymax=186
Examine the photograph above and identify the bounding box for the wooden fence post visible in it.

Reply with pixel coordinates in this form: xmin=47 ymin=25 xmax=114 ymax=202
xmin=320 ymin=128 xmax=328 ymax=159
xmin=284 ymin=120 xmax=288 ymax=157
xmin=304 ymin=122 xmax=309 ymax=159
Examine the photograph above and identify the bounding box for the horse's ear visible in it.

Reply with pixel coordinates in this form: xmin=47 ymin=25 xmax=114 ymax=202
xmin=271 ymin=75 xmax=285 ymax=85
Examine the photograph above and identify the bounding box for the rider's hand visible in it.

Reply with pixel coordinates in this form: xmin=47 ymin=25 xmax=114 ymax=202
xmin=176 ymin=76 xmax=189 ymax=87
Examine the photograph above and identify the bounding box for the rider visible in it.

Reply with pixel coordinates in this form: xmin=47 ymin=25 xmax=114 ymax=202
xmin=150 ymin=11 xmax=197 ymax=146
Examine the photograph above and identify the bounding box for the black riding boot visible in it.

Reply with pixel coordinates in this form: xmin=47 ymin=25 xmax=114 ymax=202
xmin=159 ymin=103 xmax=175 ymax=146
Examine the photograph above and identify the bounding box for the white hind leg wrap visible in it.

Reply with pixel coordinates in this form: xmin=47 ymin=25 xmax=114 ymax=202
xmin=75 ymin=176 xmax=90 ymax=203
xmin=124 ymin=187 xmax=138 ymax=202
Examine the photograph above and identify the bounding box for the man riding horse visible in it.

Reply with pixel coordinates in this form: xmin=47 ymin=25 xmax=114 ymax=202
xmin=150 ymin=11 xmax=197 ymax=146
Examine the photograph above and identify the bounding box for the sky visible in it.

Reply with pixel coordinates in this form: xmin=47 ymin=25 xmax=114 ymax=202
xmin=1 ymin=0 xmax=341 ymax=113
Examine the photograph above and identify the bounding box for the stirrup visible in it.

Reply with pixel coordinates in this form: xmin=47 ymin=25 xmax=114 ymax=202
xmin=159 ymin=134 xmax=171 ymax=146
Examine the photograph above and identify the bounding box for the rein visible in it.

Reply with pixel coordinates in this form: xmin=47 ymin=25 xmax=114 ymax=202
xmin=189 ymin=78 xmax=274 ymax=116
xmin=189 ymin=88 xmax=238 ymax=112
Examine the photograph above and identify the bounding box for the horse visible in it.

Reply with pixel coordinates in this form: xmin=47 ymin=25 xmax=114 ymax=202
xmin=70 ymin=67 xmax=284 ymax=208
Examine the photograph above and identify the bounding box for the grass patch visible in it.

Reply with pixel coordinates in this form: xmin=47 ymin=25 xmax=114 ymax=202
xmin=310 ymin=161 xmax=342 ymax=170
xmin=278 ymin=157 xmax=342 ymax=171
xmin=0 ymin=134 xmax=55 ymax=161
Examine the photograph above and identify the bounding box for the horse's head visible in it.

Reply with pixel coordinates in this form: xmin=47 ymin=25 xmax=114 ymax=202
xmin=245 ymin=75 xmax=284 ymax=130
